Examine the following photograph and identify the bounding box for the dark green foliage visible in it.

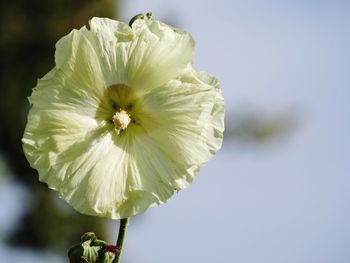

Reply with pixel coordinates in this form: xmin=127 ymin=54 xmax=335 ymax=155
xmin=0 ymin=0 xmax=117 ymax=252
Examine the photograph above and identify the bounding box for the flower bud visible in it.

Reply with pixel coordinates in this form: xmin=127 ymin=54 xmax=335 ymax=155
xmin=68 ymin=232 xmax=118 ymax=263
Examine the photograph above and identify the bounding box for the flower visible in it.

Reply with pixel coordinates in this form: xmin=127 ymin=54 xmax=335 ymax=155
xmin=22 ymin=15 xmax=224 ymax=219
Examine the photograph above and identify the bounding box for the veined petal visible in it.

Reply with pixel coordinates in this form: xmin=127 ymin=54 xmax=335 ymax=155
xmin=55 ymin=18 xmax=132 ymax=99
xmin=29 ymin=69 xmax=102 ymax=117
xmin=89 ymin=17 xmax=133 ymax=43
xmin=56 ymin=132 xmax=129 ymax=218
xmin=22 ymin=73 xmax=107 ymax=184
xmin=88 ymin=17 xmax=133 ymax=85
xmin=178 ymin=68 xmax=225 ymax=153
xmin=38 ymin=128 xmax=173 ymax=219
xmin=55 ymin=28 xmax=106 ymax=100
xmin=139 ymin=67 xmax=224 ymax=187
xmin=126 ymin=19 xmax=195 ymax=92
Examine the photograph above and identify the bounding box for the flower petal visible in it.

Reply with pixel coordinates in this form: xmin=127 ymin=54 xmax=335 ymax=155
xmin=33 ymin=128 xmax=172 ymax=219
xmin=55 ymin=29 xmax=105 ymax=100
xmin=56 ymin=132 xmax=129 ymax=218
xmin=88 ymin=17 xmax=133 ymax=85
xmin=126 ymin=19 xmax=195 ymax=92
xmin=55 ymin=18 xmax=132 ymax=100
xmin=22 ymin=71 xmax=107 ymax=187
xmin=138 ymin=67 xmax=224 ymax=187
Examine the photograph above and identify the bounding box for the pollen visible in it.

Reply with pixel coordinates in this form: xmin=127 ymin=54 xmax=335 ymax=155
xmin=112 ymin=109 xmax=131 ymax=131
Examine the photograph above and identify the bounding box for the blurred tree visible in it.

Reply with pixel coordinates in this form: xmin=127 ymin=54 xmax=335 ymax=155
xmin=0 ymin=0 xmax=118 ymax=253
xmin=224 ymin=108 xmax=300 ymax=147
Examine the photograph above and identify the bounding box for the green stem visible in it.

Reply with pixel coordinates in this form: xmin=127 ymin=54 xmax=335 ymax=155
xmin=113 ymin=218 xmax=130 ymax=263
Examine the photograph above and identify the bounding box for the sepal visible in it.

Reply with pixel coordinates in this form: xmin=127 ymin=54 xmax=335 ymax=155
xmin=68 ymin=232 xmax=118 ymax=263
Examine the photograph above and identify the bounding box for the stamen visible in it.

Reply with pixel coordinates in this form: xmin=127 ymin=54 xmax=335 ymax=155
xmin=112 ymin=110 xmax=131 ymax=131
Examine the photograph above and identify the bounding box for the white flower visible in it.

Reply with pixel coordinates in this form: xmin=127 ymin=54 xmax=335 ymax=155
xmin=22 ymin=16 xmax=224 ymax=219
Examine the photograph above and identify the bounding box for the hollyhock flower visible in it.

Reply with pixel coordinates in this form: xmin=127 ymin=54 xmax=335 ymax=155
xmin=22 ymin=15 xmax=224 ymax=219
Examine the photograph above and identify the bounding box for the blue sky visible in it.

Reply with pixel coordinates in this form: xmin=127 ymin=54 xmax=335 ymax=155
xmin=120 ymin=1 xmax=350 ymax=262
xmin=1 ymin=0 xmax=350 ymax=262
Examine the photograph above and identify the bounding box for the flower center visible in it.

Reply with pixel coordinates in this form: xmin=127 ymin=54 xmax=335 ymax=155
xmin=112 ymin=109 xmax=131 ymax=131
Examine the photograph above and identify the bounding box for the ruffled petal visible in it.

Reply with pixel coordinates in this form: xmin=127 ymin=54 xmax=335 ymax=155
xmin=88 ymin=17 xmax=133 ymax=85
xmin=55 ymin=29 xmax=106 ymax=100
xmin=56 ymin=132 xmax=129 ymax=218
xmin=22 ymin=74 xmax=104 ymax=183
xmin=126 ymin=19 xmax=195 ymax=92
xmin=138 ymin=67 xmax=224 ymax=188
xmin=55 ymin=18 xmax=132 ymax=99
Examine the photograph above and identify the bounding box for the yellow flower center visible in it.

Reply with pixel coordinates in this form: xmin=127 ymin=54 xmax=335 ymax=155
xmin=112 ymin=109 xmax=131 ymax=131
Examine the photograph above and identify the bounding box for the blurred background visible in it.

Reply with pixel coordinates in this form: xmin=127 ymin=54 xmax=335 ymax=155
xmin=0 ymin=0 xmax=349 ymax=262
